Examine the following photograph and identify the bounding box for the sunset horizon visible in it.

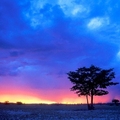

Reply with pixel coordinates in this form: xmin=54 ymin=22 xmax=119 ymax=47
xmin=0 ymin=0 xmax=120 ymax=106
xmin=0 ymin=87 xmax=117 ymax=104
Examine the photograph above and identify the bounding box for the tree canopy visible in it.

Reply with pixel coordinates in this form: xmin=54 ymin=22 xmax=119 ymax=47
xmin=67 ymin=65 xmax=119 ymax=110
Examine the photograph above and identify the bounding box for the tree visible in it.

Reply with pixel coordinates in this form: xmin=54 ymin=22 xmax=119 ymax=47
xmin=16 ymin=101 xmax=23 ymax=105
xmin=67 ymin=65 xmax=119 ymax=110
xmin=4 ymin=101 xmax=9 ymax=105
xmin=112 ymin=99 xmax=119 ymax=106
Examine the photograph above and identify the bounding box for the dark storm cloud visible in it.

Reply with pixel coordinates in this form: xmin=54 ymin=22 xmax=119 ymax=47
xmin=0 ymin=0 xmax=31 ymax=49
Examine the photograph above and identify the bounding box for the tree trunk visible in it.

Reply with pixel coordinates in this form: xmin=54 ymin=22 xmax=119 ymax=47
xmin=90 ymin=90 xmax=94 ymax=110
xmin=86 ymin=95 xmax=90 ymax=110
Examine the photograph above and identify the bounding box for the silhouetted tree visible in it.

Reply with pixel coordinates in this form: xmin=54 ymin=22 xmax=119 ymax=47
xmin=67 ymin=65 xmax=119 ymax=110
xmin=4 ymin=101 xmax=9 ymax=105
xmin=16 ymin=102 xmax=23 ymax=105
xmin=112 ymin=99 xmax=119 ymax=106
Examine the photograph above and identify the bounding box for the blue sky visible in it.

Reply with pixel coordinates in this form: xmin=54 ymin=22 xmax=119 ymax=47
xmin=0 ymin=0 xmax=120 ymax=103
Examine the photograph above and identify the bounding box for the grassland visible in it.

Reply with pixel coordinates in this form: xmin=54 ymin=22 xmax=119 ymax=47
xmin=0 ymin=104 xmax=120 ymax=120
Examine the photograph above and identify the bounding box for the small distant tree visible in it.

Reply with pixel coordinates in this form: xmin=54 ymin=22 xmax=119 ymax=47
xmin=67 ymin=65 xmax=119 ymax=110
xmin=16 ymin=102 xmax=23 ymax=105
xmin=4 ymin=101 xmax=9 ymax=105
xmin=112 ymin=99 xmax=119 ymax=106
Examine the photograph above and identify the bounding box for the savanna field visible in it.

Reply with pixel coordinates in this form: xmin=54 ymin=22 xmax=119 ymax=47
xmin=0 ymin=104 xmax=120 ymax=120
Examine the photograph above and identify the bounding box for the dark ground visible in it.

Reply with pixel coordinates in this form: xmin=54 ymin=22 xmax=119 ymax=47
xmin=0 ymin=104 xmax=120 ymax=120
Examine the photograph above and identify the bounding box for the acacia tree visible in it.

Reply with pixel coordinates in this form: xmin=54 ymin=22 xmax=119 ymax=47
xmin=112 ymin=99 xmax=119 ymax=106
xmin=67 ymin=65 xmax=119 ymax=110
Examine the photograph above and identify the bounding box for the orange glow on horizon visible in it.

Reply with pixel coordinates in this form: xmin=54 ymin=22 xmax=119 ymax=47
xmin=0 ymin=94 xmax=57 ymax=104
xmin=0 ymin=85 xmax=115 ymax=104
xmin=0 ymin=94 xmax=113 ymax=104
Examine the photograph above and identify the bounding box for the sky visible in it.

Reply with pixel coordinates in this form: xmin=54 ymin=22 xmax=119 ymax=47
xmin=0 ymin=0 xmax=120 ymax=104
